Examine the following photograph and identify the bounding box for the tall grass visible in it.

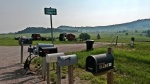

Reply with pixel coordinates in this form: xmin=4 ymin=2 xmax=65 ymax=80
xmin=68 ymin=42 xmax=150 ymax=83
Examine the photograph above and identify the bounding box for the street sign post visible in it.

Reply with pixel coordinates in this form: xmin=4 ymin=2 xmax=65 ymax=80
xmin=44 ymin=7 xmax=57 ymax=70
xmin=44 ymin=7 xmax=57 ymax=45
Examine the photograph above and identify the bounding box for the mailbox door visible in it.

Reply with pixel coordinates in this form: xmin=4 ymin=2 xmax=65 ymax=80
xmin=86 ymin=56 xmax=96 ymax=73
xmin=97 ymin=54 xmax=114 ymax=73
xmin=57 ymin=54 xmax=78 ymax=66
xmin=39 ymin=47 xmax=58 ymax=57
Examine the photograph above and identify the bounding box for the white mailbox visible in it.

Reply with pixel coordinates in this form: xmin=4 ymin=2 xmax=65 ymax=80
xmin=57 ymin=54 xmax=78 ymax=66
xmin=46 ymin=53 xmax=65 ymax=63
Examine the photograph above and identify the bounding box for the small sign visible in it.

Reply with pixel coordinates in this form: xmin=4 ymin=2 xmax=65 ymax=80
xmin=44 ymin=8 xmax=57 ymax=15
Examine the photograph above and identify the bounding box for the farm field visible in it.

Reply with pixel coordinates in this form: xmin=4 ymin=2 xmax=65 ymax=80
xmin=0 ymin=32 xmax=150 ymax=84
xmin=0 ymin=31 xmax=149 ymax=46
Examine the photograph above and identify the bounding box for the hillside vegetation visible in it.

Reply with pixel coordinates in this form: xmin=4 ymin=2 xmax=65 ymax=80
xmin=11 ymin=18 xmax=150 ymax=34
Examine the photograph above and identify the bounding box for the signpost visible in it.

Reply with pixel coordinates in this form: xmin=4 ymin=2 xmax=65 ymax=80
xmin=44 ymin=7 xmax=57 ymax=79
xmin=44 ymin=7 xmax=57 ymax=44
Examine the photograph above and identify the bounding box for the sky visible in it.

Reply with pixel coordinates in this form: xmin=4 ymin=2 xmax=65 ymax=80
xmin=0 ymin=0 xmax=150 ymax=33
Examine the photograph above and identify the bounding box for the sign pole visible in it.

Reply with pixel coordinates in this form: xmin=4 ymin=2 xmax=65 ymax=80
xmin=50 ymin=9 xmax=55 ymax=70
xmin=50 ymin=14 xmax=54 ymax=45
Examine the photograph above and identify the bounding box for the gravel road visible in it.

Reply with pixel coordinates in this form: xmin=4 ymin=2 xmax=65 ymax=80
xmin=0 ymin=42 xmax=111 ymax=84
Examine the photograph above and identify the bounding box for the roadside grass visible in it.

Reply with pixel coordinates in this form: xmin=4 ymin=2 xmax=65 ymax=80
xmin=0 ymin=32 xmax=149 ymax=46
xmin=29 ymin=42 xmax=150 ymax=84
xmin=68 ymin=42 xmax=150 ymax=84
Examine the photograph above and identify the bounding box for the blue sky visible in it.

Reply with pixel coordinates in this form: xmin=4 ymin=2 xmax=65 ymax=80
xmin=0 ymin=0 xmax=150 ymax=33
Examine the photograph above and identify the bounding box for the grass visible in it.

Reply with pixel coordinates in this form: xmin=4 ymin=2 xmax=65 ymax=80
xmin=30 ymin=42 xmax=150 ymax=84
xmin=0 ymin=31 xmax=149 ymax=46
xmin=1 ymin=31 xmax=150 ymax=83
xmin=72 ymin=42 xmax=150 ymax=84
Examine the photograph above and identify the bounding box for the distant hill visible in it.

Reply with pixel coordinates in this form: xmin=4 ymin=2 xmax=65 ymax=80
xmin=16 ymin=18 xmax=150 ymax=34
xmin=16 ymin=27 xmax=77 ymax=34
xmin=58 ymin=19 xmax=150 ymax=32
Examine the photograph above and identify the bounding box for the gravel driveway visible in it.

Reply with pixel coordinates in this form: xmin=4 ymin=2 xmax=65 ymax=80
xmin=0 ymin=42 xmax=111 ymax=84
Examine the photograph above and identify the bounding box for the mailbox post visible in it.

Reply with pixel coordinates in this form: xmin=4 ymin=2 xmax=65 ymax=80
xmin=39 ymin=46 xmax=57 ymax=80
xmin=46 ymin=53 xmax=65 ymax=84
xmin=57 ymin=54 xmax=78 ymax=84
xmin=86 ymin=48 xmax=114 ymax=84
xmin=19 ymin=37 xmax=32 ymax=64
xmin=21 ymin=42 xmax=23 ymax=64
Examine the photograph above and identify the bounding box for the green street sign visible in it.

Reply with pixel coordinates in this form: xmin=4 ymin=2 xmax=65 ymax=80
xmin=44 ymin=8 xmax=57 ymax=15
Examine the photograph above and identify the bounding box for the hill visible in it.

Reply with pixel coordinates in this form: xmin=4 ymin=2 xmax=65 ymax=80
xmin=58 ymin=19 xmax=150 ymax=32
xmin=16 ymin=18 xmax=150 ymax=34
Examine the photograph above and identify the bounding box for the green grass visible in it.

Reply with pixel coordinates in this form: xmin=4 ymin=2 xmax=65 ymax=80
xmin=70 ymin=42 xmax=150 ymax=84
xmin=0 ymin=31 xmax=149 ymax=46
xmin=1 ymin=31 xmax=150 ymax=83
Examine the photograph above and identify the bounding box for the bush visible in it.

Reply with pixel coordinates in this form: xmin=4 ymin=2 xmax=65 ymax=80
xmin=79 ymin=33 xmax=90 ymax=40
xmin=97 ymin=34 xmax=101 ymax=39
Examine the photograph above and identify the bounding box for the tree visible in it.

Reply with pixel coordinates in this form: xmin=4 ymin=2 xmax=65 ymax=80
xmin=125 ymin=33 xmax=128 ymax=36
xmin=79 ymin=33 xmax=90 ymax=40
xmin=97 ymin=34 xmax=101 ymax=39
xmin=147 ymin=30 xmax=150 ymax=37
xmin=135 ymin=30 xmax=138 ymax=33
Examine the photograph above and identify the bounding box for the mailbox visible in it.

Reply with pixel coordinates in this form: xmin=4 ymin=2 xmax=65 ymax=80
xmin=57 ymin=54 xmax=78 ymax=66
xmin=86 ymin=49 xmax=114 ymax=74
xmin=19 ymin=38 xmax=32 ymax=45
xmin=36 ymin=43 xmax=54 ymax=52
xmin=39 ymin=47 xmax=58 ymax=57
xmin=46 ymin=53 xmax=64 ymax=63
xmin=33 ymin=43 xmax=54 ymax=55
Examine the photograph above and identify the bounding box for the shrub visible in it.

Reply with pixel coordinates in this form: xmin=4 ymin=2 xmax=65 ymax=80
xmin=79 ymin=33 xmax=90 ymax=40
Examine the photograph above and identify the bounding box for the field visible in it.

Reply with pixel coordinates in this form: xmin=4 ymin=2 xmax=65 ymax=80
xmin=0 ymin=31 xmax=150 ymax=84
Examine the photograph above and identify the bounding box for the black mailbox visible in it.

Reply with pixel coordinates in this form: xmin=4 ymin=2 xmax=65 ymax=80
xmin=39 ymin=47 xmax=58 ymax=57
xmin=86 ymin=48 xmax=114 ymax=74
xmin=19 ymin=38 xmax=32 ymax=45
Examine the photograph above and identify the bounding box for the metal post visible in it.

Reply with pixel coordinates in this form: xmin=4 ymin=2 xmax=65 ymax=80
xmin=107 ymin=70 xmax=114 ymax=84
xmin=21 ymin=44 xmax=23 ymax=64
xmin=68 ymin=65 xmax=73 ymax=84
xmin=57 ymin=63 xmax=61 ymax=84
xmin=50 ymin=14 xmax=54 ymax=44
xmin=47 ymin=63 xmax=50 ymax=84
xmin=50 ymin=12 xmax=55 ymax=70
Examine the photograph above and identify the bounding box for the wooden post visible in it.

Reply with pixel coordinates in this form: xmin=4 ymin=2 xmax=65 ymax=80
xmin=115 ymin=36 xmax=118 ymax=46
xmin=68 ymin=65 xmax=73 ymax=84
xmin=21 ymin=44 xmax=23 ymax=64
xmin=47 ymin=63 xmax=50 ymax=84
xmin=57 ymin=63 xmax=61 ymax=84
xmin=42 ymin=57 xmax=46 ymax=80
xmin=53 ymin=63 xmax=55 ymax=70
xmin=107 ymin=70 xmax=113 ymax=84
